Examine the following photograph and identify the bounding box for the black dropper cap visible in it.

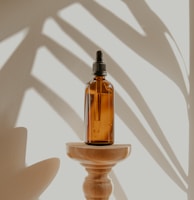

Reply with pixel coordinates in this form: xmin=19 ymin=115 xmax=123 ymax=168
xmin=93 ymin=50 xmax=107 ymax=76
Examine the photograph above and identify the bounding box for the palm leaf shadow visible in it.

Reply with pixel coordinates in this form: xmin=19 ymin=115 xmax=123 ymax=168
xmin=0 ymin=0 xmax=191 ymax=199
xmin=81 ymin=0 xmax=188 ymax=100
xmin=0 ymin=0 xmax=74 ymax=41
xmin=54 ymin=13 xmax=187 ymax=184
xmin=31 ymin=76 xmax=83 ymax=140
xmin=0 ymin=20 xmax=53 ymax=200
xmin=54 ymin=9 xmax=188 ymax=185
xmin=42 ymin=34 xmax=187 ymax=193
xmin=0 ymin=22 xmax=43 ymax=131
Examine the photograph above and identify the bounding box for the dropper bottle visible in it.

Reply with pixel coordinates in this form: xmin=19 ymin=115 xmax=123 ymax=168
xmin=84 ymin=50 xmax=114 ymax=145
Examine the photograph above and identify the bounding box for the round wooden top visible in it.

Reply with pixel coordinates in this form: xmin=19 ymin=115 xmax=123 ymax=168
xmin=66 ymin=142 xmax=131 ymax=165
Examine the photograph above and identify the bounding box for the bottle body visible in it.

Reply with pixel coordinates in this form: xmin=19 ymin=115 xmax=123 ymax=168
xmin=84 ymin=76 xmax=114 ymax=145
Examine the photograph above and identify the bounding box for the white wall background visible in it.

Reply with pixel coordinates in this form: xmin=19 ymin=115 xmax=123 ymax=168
xmin=0 ymin=0 xmax=192 ymax=199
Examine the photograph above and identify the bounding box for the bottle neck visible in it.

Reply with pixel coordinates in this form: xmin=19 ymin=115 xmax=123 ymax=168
xmin=94 ymin=75 xmax=105 ymax=80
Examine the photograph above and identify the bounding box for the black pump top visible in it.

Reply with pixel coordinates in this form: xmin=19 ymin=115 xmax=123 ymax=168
xmin=93 ymin=50 xmax=107 ymax=76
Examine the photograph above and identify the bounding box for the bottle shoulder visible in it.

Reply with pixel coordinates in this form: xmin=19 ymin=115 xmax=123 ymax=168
xmin=85 ymin=77 xmax=114 ymax=93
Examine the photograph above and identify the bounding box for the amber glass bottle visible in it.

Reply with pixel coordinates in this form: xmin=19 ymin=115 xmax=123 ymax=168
xmin=84 ymin=50 xmax=114 ymax=145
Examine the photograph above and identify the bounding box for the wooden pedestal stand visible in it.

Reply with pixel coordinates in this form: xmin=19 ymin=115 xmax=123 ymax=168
xmin=66 ymin=142 xmax=131 ymax=200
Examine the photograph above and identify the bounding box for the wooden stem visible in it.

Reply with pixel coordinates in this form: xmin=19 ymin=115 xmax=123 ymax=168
xmin=83 ymin=164 xmax=113 ymax=200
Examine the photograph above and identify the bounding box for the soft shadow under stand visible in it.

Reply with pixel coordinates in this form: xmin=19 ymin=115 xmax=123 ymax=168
xmin=66 ymin=142 xmax=131 ymax=200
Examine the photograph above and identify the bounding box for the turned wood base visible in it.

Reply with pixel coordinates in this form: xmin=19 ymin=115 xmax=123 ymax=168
xmin=83 ymin=164 xmax=113 ymax=200
xmin=66 ymin=143 xmax=131 ymax=200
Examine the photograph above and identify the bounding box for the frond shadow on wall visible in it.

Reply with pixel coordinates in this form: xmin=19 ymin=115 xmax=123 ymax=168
xmin=81 ymin=0 xmax=188 ymax=99
xmin=52 ymin=9 xmax=187 ymax=191
xmin=0 ymin=0 xmax=192 ymax=199
xmin=0 ymin=15 xmax=60 ymax=200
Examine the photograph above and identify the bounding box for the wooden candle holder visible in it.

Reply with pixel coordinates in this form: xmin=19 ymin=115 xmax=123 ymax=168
xmin=66 ymin=142 xmax=131 ymax=200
